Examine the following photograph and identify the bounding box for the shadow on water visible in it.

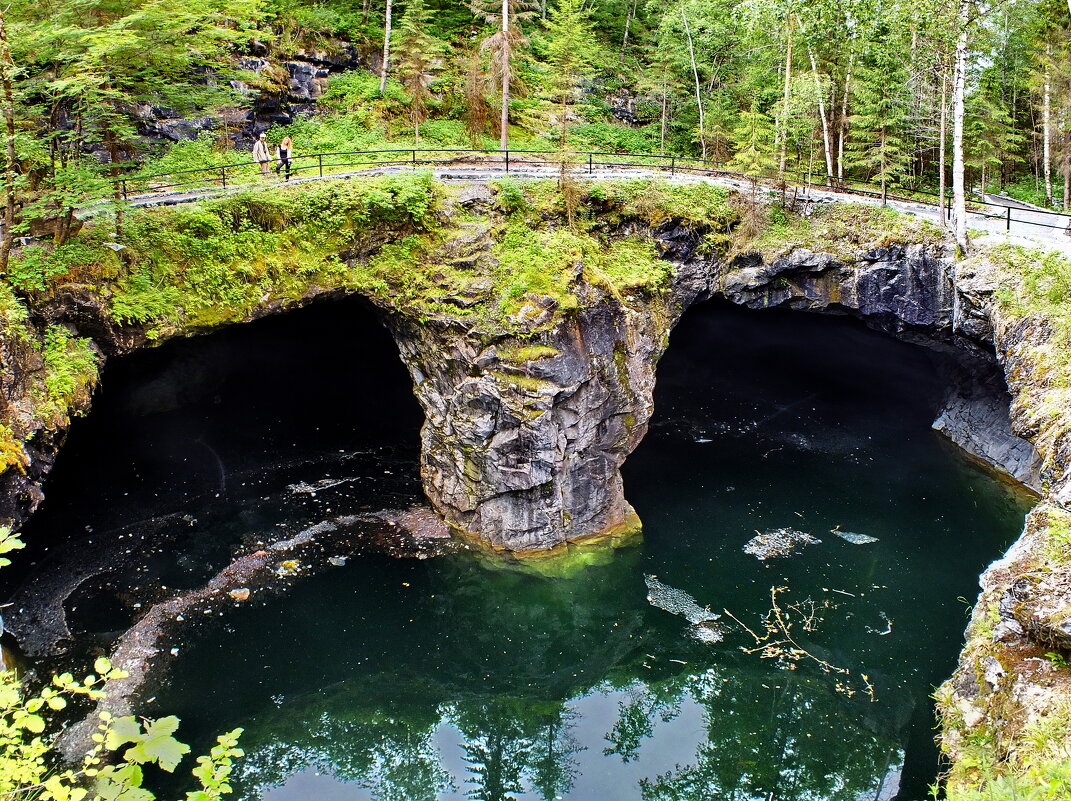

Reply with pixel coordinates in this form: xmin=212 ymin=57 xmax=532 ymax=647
xmin=6 ymin=296 xmax=424 ymax=646
xmin=10 ymin=299 xmax=1034 ymax=801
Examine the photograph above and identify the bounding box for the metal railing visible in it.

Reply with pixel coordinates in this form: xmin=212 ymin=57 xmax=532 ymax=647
xmin=105 ymin=147 xmax=1071 ymax=235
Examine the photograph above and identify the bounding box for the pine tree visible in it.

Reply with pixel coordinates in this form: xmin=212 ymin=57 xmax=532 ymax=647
xmin=394 ymin=0 xmax=438 ymax=143
xmin=469 ymin=0 xmax=539 ymax=149
xmin=847 ymin=34 xmax=912 ymax=205
xmin=729 ymin=102 xmax=776 ymax=183
xmin=543 ymin=0 xmax=597 ymax=146
xmin=964 ymin=76 xmax=1024 ymax=197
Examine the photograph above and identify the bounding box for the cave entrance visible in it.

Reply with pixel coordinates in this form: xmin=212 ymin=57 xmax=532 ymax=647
xmin=5 ymin=296 xmax=424 ymax=652
xmin=3 ymin=297 xmax=1036 ymax=801
xmin=621 ymin=298 xmax=1037 ymax=798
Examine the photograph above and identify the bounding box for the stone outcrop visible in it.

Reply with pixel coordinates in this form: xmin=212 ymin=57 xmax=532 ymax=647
xmin=386 ymin=296 xmax=665 ymax=552
xmin=376 ymin=234 xmax=1040 ymax=552
xmin=1 ymin=181 xmax=1065 ymax=787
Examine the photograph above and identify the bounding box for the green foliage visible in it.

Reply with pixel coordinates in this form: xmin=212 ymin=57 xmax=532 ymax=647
xmin=0 ymin=526 xmax=24 ymax=569
xmin=845 ymin=32 xmax=912 ymax=200
xmin=942 ymin=700 xmax=1071 ymax=801
xmin=6 ymin=242 xmax=109 ymax=293
xmin=491 ymin=178 xmax=528 ymax=213
xmin=39 ymin=327 xmax=99 ymax=419
xmin=394 ymin=0 xmax=440 ymax=142
xmin=542 ymin=0 xmax=598 ymax=144
xmin=746 ymin=203 xmax=945 ymax=261
xmin=137 ymin=134 xmax=234 ymax=180
xmin=101 ymin=174 xmax=438 ymax=330
xmin=1045 ymin=651 xmax=1070 ymax=669
xmin=728 ymin=105 xmax=776 ymax=180
xmin=563 ymin=122 xmax=662 ymax=154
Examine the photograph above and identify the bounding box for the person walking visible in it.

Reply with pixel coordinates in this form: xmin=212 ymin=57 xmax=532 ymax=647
xmin=275 ymin=136 xmax=294 ymax=181
xmin=252 ymin=133 xmax=272 ymax=178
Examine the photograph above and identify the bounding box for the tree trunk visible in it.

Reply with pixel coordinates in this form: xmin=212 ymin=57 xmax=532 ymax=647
xmin=499 ymin=0 xmax=510 ymax=150
xmin=1064 ymin=134 xmax=1070 ymax=211
xmin=103 ymin=125 xmax=123 ymax=241
xmin=951 ymin=1 xmax=969 ymax=252
xmin=777 ymin=19 xmax=793 ymax=176
xmin=681 ymin=9 xmax=706 ymax=161
xmin=837 ymin=54 xmax=852 ymax=180
xmin=808 ymin=48 xmax=833 ymax=182
xmin=660 ymin=74 xmax=668 ymax=155
xmin=620 ymin=0 xmax=636 ymax=62
xmin=939 ymin=71 xmax=948 ymax=225
xmin=0 ymin=7 xmax=16 ymax=275
xmin=1043 ymin=46 xmax=1053 ymax=207
xmin=362 ymin=0 xmax=372 ymax=26
xmin=380 ymin=0 xmax=393 ymax=94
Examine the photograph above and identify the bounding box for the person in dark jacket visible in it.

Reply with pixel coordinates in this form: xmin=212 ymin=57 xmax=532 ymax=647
xmin=274 ymin=136 xmax=294 ymax=181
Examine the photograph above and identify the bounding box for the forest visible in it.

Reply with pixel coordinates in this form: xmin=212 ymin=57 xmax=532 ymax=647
xmin=1 ymin=0 xmax=1071 ymax=269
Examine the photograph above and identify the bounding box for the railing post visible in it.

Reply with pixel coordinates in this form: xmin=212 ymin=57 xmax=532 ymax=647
xmin=670 ymin=156 xmax=676 ymax=175
xmin=1006 ymin=206 xmax=1012 ymax=231
xmin=220 ymin=167 xmax=227 ymax=189
xmin=412 ymin=149 xmax=417 ymax=168
xmin=120 ymin=180 xmax=127 ymax=201
xmin=505 ymin=150 xmax=510 ymax=174
xmin=318 ymin=154 xmax=324 ymax=178
xmin=589 ymin=153 xmax=593 ymax=174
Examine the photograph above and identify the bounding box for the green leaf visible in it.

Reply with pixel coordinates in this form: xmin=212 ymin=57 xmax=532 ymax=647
xmin=104 ymin=715 xmax=143 ymax=751
xmin=124 ymin=716 xmax=190 ymax=772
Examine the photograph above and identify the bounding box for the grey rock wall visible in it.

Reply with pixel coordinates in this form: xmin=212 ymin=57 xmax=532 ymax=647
xmin=385 ymin=294 xmax=670 ymax=551
xmin=377 ymin=234 xmax=1040 ymax=552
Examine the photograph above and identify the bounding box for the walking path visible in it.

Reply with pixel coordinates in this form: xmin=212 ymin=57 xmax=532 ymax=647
xmin=102 ymin=158 xmax=1071 ymax=255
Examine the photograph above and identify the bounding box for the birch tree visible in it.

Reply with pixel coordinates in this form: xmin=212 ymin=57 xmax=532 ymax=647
xmin=380 ymin=0 xmax=393 ymax=94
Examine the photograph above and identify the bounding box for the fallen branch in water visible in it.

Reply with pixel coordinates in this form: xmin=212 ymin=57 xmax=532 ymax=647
xmin=725 ymin=585 xmax=876 ymax=700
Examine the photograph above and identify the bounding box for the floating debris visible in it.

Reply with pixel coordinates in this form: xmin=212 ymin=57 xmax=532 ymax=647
xmin=645 ymin=574 xmax=723 ymax=642
xmin=832 ymin=528 xmax=879 ymax=545
xmin=287 ymin=477 xmax=352 ymax=496
xmin=327 ymin=555 xmax=348 ymax=567
xmin=275 ymin=560 xmax=301 ymax=576
xmin=228 ymin=588 xmax=251 ymax=602
xmin=867 ymin=612 xmax=894 ymax=636
xmin=743 ymin=528 xmax=821 ymax=560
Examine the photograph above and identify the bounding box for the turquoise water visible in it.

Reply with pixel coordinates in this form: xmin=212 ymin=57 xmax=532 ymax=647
xmin=13 ymin=300 xmax=1031 ymax=800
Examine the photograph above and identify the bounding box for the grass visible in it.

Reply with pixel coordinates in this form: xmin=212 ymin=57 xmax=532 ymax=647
xmin=942 ymin=700 xmax=1071 ymax=800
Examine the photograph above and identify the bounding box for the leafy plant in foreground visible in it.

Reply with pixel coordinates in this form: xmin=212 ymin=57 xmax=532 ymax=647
xmin=0 ymin=526 xmax=243 ymax=800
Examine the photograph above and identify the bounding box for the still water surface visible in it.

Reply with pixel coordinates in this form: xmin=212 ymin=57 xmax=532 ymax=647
xmin=20 ymin=300 xmax=1032 ymax=801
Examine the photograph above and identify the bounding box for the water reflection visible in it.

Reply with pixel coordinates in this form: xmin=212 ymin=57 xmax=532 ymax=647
xmin=228 ymin=664 xmax=905 ymax=801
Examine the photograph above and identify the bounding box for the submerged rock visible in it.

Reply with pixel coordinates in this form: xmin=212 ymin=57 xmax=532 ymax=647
xmin=743 ymin=528 xmax=822 ymax=560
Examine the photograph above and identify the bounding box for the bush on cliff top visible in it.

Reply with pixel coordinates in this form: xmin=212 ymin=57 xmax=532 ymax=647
xmin=104 ymin=172 xmax=441 ymax=332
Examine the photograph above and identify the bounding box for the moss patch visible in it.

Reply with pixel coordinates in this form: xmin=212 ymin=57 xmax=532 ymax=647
xmin=744 ymin=203 xmax=945 ymax=262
